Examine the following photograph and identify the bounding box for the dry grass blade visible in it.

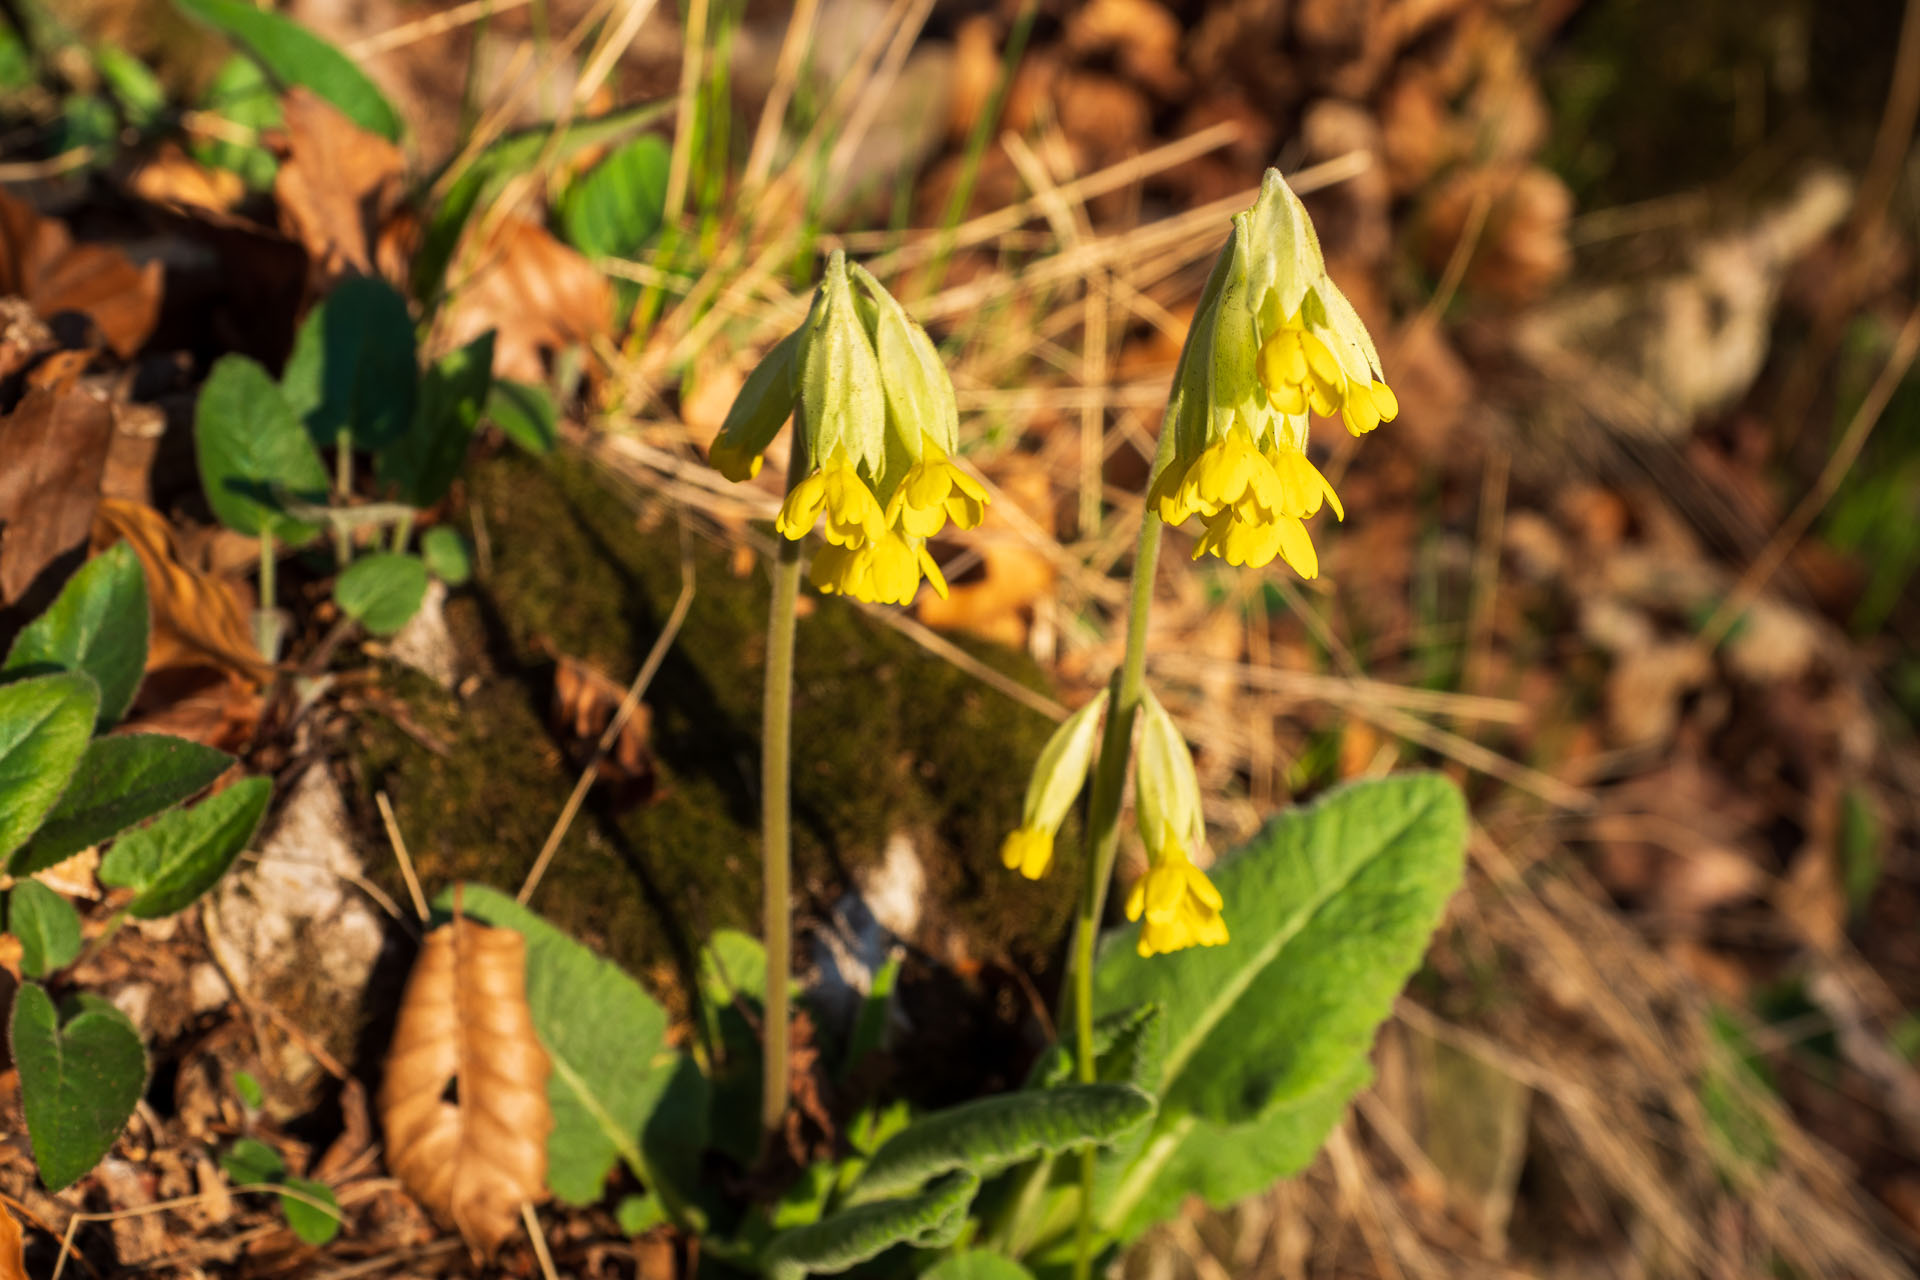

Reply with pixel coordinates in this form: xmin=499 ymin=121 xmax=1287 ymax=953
xmin=379 ymin=914 xmax=553 ymax=1254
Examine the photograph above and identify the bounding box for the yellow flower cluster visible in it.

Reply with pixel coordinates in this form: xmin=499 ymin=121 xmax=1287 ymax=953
xmin=1125 ymin=836 xmax=1228 ymax=958
xmin=705 ymin=254 xmax=989 ymax=607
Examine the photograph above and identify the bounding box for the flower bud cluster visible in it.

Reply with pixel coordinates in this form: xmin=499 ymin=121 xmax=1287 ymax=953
xmin=707 ymin=250 xmax=988 ymax=606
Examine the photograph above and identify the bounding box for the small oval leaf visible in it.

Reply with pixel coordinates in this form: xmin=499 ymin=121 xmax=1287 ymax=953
xmin=11 ymin=984 xmax=146 ymax=1191
xmin=3 ymin=543 xmax=149 ymax=729
xmin=8 ymin=881 xmax=81 ymax=978
xmin=0 ymin=673 xmax=100 ymax=862
xmin=334 ymin=553 xmax=430 ymax=636
xmin=12 ymin=734 xmax=234 ymax=876
xmin=98 ymin=777 xmax=272 ymax=918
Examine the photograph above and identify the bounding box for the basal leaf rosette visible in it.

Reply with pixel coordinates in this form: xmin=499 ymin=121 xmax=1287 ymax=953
xmin=706 ymin=252 xmax=988 ymax=606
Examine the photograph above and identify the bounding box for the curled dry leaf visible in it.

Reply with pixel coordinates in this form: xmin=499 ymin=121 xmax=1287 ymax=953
xmin=552 ymin=653 xmax=655 ymax=793
xmin=440 ymin=214 xmax=611 ymax=384
xmin=379 ymin=915 xmax=553 ymax=1254
xmin=0 ymin=365 xmax=113 ymax=606
xmin=94 ymin=499 xmax=269 ymax=683
xmin=272 ymin=88 xmax=413 ymax=291
xmin=0 ymin=188 xmax=162 ymax=358
xmin=0 ymin=1201 xmax=22 ymax=1280
xmin=131 ymin=141 xmax=248 ymax=214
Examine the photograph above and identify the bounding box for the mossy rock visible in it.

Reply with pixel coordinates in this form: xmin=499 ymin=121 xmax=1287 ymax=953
xmin=345 ymin=447 xmax=1077 ymax=1012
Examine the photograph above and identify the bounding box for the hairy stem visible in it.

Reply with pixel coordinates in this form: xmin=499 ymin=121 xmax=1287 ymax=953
xmin=760 ymin=502 xmax=804 ymax=1149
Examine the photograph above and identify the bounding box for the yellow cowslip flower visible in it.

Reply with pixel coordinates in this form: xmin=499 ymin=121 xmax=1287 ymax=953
xmin=1000 ymin=825 xmax=1054 ymax=880
xmin=1145 ymin=168 xmax=1394 ymax=580
xmin=708 ymin=436 xmax=763 ymax=482
xmin=777 ymin=456 xmax=888 ymax=548
xmin=1125 ymin=839 xmax=1228 ymax=958
xmin=1191 ymin=508 xmax=1318 ymax=577
xmin=887 ymin=435 xmax=989 ymax=538
xmin=997 ymin=691 xmax=1109 ymax=881
xmin=809 ymin=526 xmax=948 ymax=605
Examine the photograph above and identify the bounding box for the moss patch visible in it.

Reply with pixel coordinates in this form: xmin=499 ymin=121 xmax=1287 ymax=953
xmin=344 ymin=448 xmax=1079 ymax=1007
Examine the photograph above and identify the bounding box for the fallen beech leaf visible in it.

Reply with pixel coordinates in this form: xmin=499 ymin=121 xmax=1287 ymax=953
xmin=272 ymin=89 xmax=411 ymax=291
xmin=0 ymin=202 xmax=157 ymax=360
xmin=552 ymin=653 xmax=654 ymax=791
xmin=130 ymin=140 xmax=247 ymax=214
xmin=0 ymin=381 xmax=113 ymax=606
xmin=440 ymin=214 xmax=611 ymax=384
xmin=0 ymin=1201 xmax=22 ymax=1280
xmin=379 ymin=914 xmax=552 ymax=1254
xmin=0 ymin=189 xmax=162 ymax=358
xmin=93 ymin=498 xmax=269 ymax=683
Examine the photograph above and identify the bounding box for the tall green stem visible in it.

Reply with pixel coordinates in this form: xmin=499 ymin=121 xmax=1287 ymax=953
xmin=1066 ymin=428 xmax=1176 ymax=1280
xmin=760 ymin=505 xmax=803 ymax=1149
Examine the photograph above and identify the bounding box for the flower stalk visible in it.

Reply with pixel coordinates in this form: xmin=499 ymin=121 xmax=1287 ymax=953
xmin=759 ymin=505 xmax=802 ymax=1146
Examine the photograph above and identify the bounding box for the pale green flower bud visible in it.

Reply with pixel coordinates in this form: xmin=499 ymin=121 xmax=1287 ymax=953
xmin=798 ymin=249 xmax=886 ymax=477
xmin=1134 ymin=688 xmax=1204 ymax=861
xmin=707 ymin=323 xmax=802 ymax=481
xmin=1000 ymin=690 xmax=1109 ymax=880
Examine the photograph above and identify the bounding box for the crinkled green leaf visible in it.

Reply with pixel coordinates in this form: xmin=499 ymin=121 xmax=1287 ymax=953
xmin=9 ymin=880 xmax=81 ymax=978
xmin=0 ymin=672 xmax=98 ymax=862
xmin=442 ymin=885 xmax=703 ymax=1218
xmin=854 ymin=1084 xmax=1153 ymax=1202
xmin=11 ymin=984 xmax=146 ymax=1190
xmin=333 ymin=553 xmax=429 ymax=636
xmin=378 ymin=331 xmax=491 ymax=508
xmin=559 ymin=133 xmax=669 ymax=259
xmin=173 ymin=0 xmax=402 ymax=140
xmin=1096 ymin=773 xmax=1465 ymax=1126
xmin=98 ymin=776 xmax=271 ymax=917
xmin=194 ymin=355 xmax=327 ymax=542
xmin=763 ymin=1171 xmax=978 ymax=1280
xmin=4 ymin=542 xmax=148 ymax=729
xmin=14 ymin=734 xmax=232 ymax=875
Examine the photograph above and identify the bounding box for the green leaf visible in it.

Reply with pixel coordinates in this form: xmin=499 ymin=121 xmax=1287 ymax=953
xmin=853 ymin=1084 xmax=1154 ymax=1201
xmin=194 ymin=355 xmax=328 ymax=542
xmin=94 ymin=44 xmax=166 ymax=130
xmin=617 ymin=1193 xmax=667 ymax=1235
xmin=378 ymin=331 xmax=492 ymax=508
xmin=333 ymin=553 xmax=429 ymax=636
xmin=291 ymin=275 xmax=419 ymax=453
xmin=97 ymin=777 xmax=272 ymax=918
xmin=55 ymin=93 xmax=115 ymax=159
xmin=762 ymin=1171 xmax=978 ymax=1280
xmin=558 ymin=134 xmax=670 ymax=260
xmin=191 ymin=54 xmax=280 ymax=187
xmin=1093 ymin=1059 xmax=1370 ymax=1246
xmin=484 ymin=379 xmax=557 ymax=455
xmin=442 ymin=885 xmax=703 ymax=1216
xmin=282 ymin=1177 xmax=342 ymax=1244
xmin=1095 ymin=774 xmax=1465 ymax=1125
xmin=11 ymin=984 xmax=146 ymax=1190
xmin=172 ymin=0 xmax=402 ymax=140
xmin=0 ymin=673 xmax=99 ymax=862
xmin=840 ymin=950 xmax=900 ymax=1082
xmin=13 ymin=734 xmax=233 ymax=875
xmin=925 ymin=1252 xmax=1037 ymax=1280
xmin=233 ymin=1070 xmax=264 ymax=1110
xmin=414 ymin=101 xmax=671 ymax=301
xmin=420 ymin=527 xmax=472 ymax=585
xmin=9 ymin=881 xmax=82 ymax=978
xmin=4 ymin=543 xmax=149 ymax=729
xmin=221 ymin=1136 xmax=286 ymax=1185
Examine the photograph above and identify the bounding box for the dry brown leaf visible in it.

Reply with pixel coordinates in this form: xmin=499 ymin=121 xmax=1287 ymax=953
xmin=441 ymin=214 xmax=611 ymax=384
xmin=0 ymin=188 xmax=162 ymax=358
xmin=0 ymin=1201 xmax=23 ymax=1280
xmin=94 ymin=498 xmax=269 ymax=683
xmin=379 ymin=914 xmax=552 ymax=1254
xmin=0 ymin=375 xmax=113 ymax=606
xmin=552 ymin=653 xmax=655 ymax=792
xmin=0 ymin=936 xmax=22 ymax=986
xmin=272 ymin=88 xmax=413 ymax=291
xmin=131 ymin=141 xmax=248 ymax=214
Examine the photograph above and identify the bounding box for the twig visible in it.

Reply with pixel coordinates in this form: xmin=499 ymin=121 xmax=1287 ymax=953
xmin=518 ymin=537 xmax=696 ymax=905
xmin=522 ymin=1202 xmax=560 ymax=1280
xmin=742 ymin=0 xmax=819 ymax=189
xmin=376 ymin=791 xmax=431 ymax=923
xmin=347 ymin=0 xmax=532 ymax=57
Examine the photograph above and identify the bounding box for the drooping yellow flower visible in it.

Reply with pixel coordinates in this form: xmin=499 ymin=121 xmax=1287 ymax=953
xmin=887 ymin=435 xmax=990 ymax=538
xmin=1000 ymin=825 xmax=1054 ymax=880
xmin=1191 ymin=508 xmax=1318 ymax=577
xmin=708 ymin=436 xmax=764 ymax=482
xmin=1177 ymin=421 xmax=1282 ymax=522
xmin=1125 ymin=839 xmax=1228 ymax=958
xmin=1266 ymin=445 xmax=1343 ymax=520
xmin=1257 ymin=317 xmax=1347 ymax=418
xmin=1339 ymin=378 xmax=1399 ymax=436
xmin=809 ymin=526 xmax=948 ymax=605
xmin=777 ymin=457 xmax=888 ymax=548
